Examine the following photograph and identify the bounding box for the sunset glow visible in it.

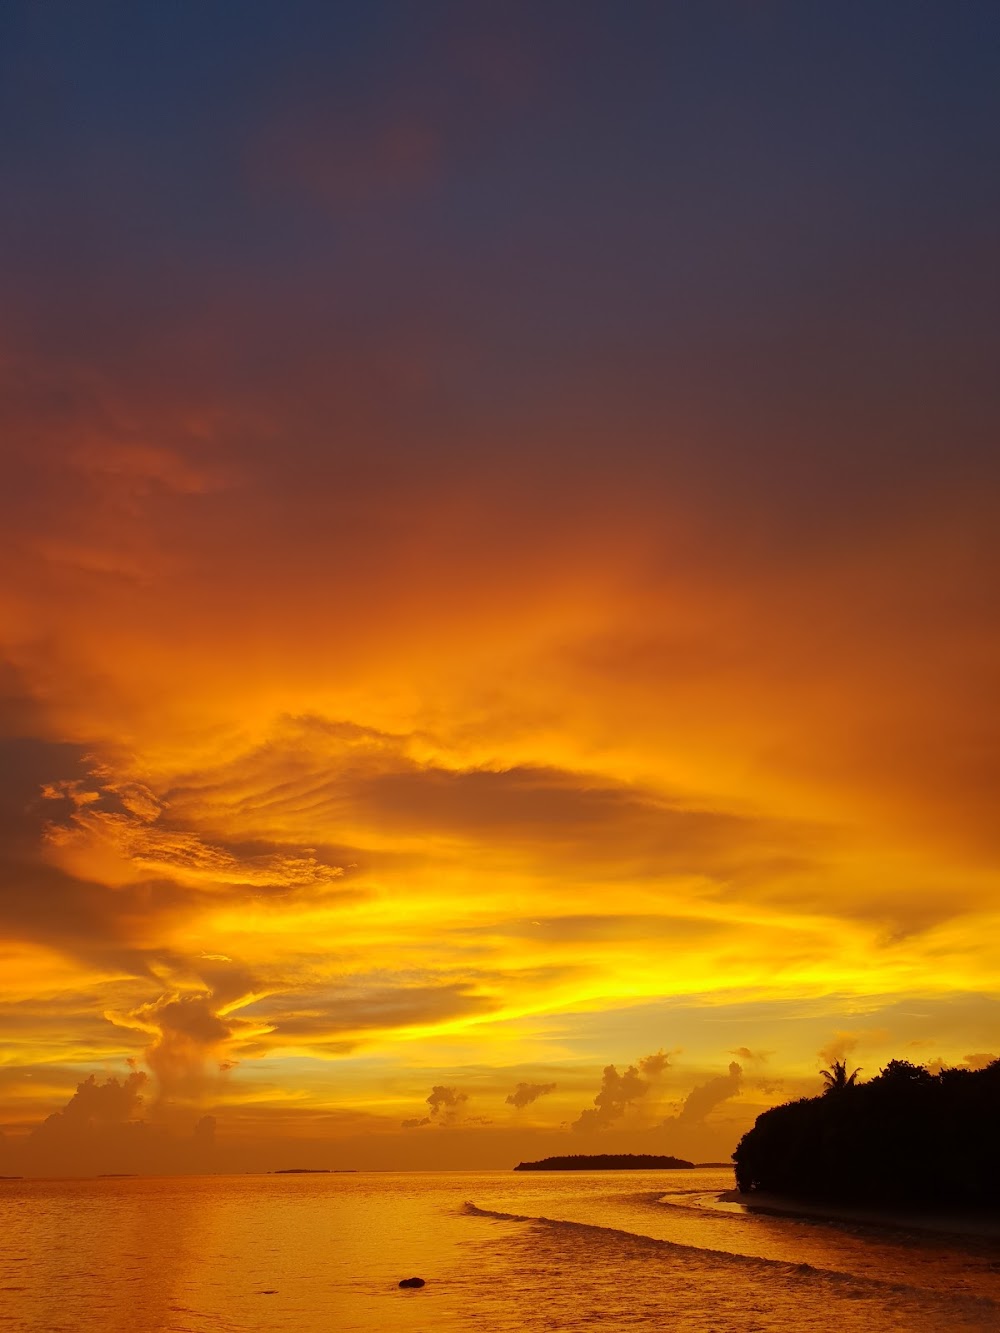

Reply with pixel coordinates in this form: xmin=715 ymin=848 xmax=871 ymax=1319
xmin=1 ymin=2 xmax=998 ymax=1176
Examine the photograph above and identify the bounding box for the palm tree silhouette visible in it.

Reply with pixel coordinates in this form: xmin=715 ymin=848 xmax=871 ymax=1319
xmin=820 ymin=1059 xmax=861 ymax=1092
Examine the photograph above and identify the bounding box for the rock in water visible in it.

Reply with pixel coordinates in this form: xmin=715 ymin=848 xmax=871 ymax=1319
xmin=398 ymin=1276 xmax=426 ymax=1288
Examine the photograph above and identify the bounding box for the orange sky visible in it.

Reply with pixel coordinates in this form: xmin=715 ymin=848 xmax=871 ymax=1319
xmin=1 ymin=3 xmax=998 ymax=1173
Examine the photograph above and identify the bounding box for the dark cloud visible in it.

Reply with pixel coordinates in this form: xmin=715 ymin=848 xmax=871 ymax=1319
xmin=505 ymin=1081 xmax=556 ymax=1109
xmin=241 ymin=978 xmax=496 ymax=1049
xmin=3 ymin=1072 xmax=225 ymax=1176
xmin=404 ymin=1085 xmax=469 ymax=1128
xmin=0 ymin=722 xmax=193 ymax=972
xmin=426 ymin=1085 xmax=469 ymax=1123
xmin=38 ymin=1071 xmax=147 ymax=1128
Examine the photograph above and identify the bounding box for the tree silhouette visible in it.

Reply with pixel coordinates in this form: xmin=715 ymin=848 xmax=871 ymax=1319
xmin=733 ymin=1056 xmax=1000 ymax=1205
xmin=819 ymin=1059 xmax=860 ymax=1092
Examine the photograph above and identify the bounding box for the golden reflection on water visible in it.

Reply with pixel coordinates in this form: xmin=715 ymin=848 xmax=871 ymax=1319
xmin=1 ymin=1171 xmax=998 ymax=1333
xmin=2 ymin=1174 xmax=502 ymax=1333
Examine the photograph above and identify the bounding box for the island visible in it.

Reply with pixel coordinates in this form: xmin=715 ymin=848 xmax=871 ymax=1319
xmin=515 ymin=1153 xmax=694 ymax=1171
xmin=733 ymin=1058 xmax=1000 ymax=1208
xmin=268 ymin=1168 xmax=358 ymax=1174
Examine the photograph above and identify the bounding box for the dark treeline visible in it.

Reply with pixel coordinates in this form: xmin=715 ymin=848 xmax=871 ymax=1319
xmin=734 ymin=1059 xmax=1000 ymax=1207
xmin=515 ymin=1153 xmax=694 ymax=1171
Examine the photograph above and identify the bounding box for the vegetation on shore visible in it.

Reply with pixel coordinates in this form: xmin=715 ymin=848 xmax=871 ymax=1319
xmin=515 ymin=1153 xmax=694 ymax=1171
xmin=734 ymin=1058 xmax=1000 ymax=1207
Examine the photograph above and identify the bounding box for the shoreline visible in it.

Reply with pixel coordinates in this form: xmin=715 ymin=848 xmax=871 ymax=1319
xmin=710 ymin=1188 xmax=1000 ymax=1240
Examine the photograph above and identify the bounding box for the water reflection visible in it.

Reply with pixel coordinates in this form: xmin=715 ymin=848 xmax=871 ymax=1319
xmin=0 ymin=1171 xmax=997 ymax=1333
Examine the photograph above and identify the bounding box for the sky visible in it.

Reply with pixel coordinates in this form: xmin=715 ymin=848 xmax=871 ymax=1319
xmin=1 ymin=0 xmax=998 ymax=1174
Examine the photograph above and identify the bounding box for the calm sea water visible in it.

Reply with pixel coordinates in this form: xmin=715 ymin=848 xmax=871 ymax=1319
xmin=1 ymin=1168 xmax=998 ymax=1331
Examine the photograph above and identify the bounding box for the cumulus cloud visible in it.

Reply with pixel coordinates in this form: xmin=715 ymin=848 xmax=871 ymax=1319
xmin=505 ymin=1080 xmax=556 ymax=1109
xmin=22 ymin=1072 xmax=157 ymax=1174
xmin=573 ymin=1050 xmax=670 ymax=1132
xmin=672 ymin=1061 xmax=743 ymax=1125
xmin=8 ymin=1071 xmax=229 ymax=1175
xmin=38 ymin=1071 xmax=147 ymax=1130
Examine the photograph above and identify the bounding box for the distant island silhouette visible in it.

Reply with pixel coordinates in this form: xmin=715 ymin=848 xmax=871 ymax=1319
xmin=270 ymin=1168 xmax=335 ymax=1174
xmin=515 ymin=1154 xmax=694 ymax=1171
xmin=734 ymin=1058 xmax=1000 ymax=1207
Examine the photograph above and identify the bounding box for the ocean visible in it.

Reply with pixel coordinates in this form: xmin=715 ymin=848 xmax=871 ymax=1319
xmin=1 ymin=1168 xmax=998 ymax=1331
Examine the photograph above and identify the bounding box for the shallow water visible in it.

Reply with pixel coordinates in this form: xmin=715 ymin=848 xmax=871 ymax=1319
xmin=0 ymin=1169 xmax=997 ymax=1331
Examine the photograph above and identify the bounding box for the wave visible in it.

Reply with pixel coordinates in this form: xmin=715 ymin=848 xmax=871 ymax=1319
xmin=461 ymin=1201 xmax=1000 ymax=1311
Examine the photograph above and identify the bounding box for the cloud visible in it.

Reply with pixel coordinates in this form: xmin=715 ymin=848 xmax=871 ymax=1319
xmin=729 ymin=1047 xmax=771 ymax=1064
xmin=22 ymin=1072 xmax=156 ymax=1173
xmin=573 ymin=1050 xmax=669 ymax=1132
xmin=150 ymin=716 xmax=806 ymax=888
xmin=5 ymin=1071 xmax=228 ymax=1175
xmin=963 ymin=1053 xmax=997 ymax=1071
xmin=247 ymin=979 xmax=496 ymax=1050
xmin=817 ymin=1030 xmax=885 ymax=1067
xmin=0 ymin=723 xmax=211 ymax=993
xmin=754 ymin=1079 xmax=785 ymax=1097
xmin=673 ymin=1062 xmax=743 ymax=1126
xmin=638 ymin=1050 xmax=671 ymax=1077
xmin=505 ymin=1080 xmax=556 ymax=1109
xmin=107 ymin=965 xmax=263 ymax=1100
xmin=134 ymin=994 xmax=232 ymax=1092
xmin=404 ymin=1084 xmax=469 ymax=1128
xmin=38 ymin=1071 xmax=147 ymax=1130
xmin=426 ymin=1085 xmax=469 ymax=1123
xmin=42 ymin=763 xmax=350 ymax=895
